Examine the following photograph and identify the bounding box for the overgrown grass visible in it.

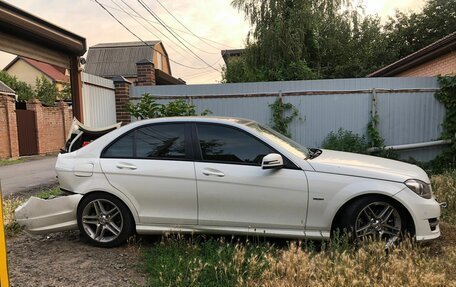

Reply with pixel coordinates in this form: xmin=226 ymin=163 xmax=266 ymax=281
xmin=432 ymin=170 xmax=456 ymax=224
xmin=140 ymin=170 xmax=456 ymax=287
xmin=2 ymin=196 xmax=24 ymax=237
xmin=142 ymin=235 xmax=274 ymax=287
xmin=0 ymin=158 xmax=24 ymax=167
xmin=35 ymin=186 xmax=63 ymax=199
xmin=141 ymin=232 xmax=456 ymax=287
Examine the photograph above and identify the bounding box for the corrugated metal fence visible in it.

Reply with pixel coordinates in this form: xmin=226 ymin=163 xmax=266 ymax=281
xmin=131 ymin=77 xmax=446 ymax=161
xmin=82 ymin=72 xmax=116 ymax=128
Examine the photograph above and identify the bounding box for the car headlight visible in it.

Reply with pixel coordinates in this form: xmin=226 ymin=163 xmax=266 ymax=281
xmin=405 ymin=179 xmax=432 ymax=199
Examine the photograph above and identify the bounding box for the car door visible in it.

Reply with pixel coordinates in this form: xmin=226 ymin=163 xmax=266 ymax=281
xmin=194 ymin=123 xmax=308 ymax=230
xmin=99 ymin=122 xmax=197 ymax=225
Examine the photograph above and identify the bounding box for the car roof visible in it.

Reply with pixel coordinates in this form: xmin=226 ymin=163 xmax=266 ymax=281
xmin=125 ymin=116 xmax=257 ymax=127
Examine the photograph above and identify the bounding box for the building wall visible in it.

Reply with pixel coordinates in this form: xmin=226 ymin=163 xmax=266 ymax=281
xmin=153 ymin=42 xmax=171 ymax=75
xmin=397 ymin=51 xmax=456 ymax=77
xmin=5 ymin=59 xmax=53 ymax=89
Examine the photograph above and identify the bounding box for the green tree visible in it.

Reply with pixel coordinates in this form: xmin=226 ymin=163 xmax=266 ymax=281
xmin=0 ymin=71 xmax=35 ymax=101
xmin=35 ymin=76 xmax=60 ymax=105
xmin=383 ymin=0 xmax=456 ymax=63
xmin=225 ymin=0 xmax=456 ymax=82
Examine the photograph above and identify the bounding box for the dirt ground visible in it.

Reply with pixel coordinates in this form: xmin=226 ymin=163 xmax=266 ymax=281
xmin=7 ymin=231 xmax=147 ymax=287
xmin=5 ymin=185 xmax=147 ymax=287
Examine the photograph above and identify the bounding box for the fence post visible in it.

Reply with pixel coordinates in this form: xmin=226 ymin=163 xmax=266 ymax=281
xmin=371 ymin=88 xmax=377 ymax=126
xmin=0 ymin=180 xmax=10 ymax=287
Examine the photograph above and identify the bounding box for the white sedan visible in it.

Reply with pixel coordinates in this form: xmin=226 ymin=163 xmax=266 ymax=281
xmin=16 ymin=117 xmax=441 ymax=247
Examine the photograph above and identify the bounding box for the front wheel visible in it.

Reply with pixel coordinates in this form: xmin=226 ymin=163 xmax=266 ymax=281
xmin=77 ymin=193 xmax=134 ymax=248
xmin=337 ymin=196 xmax=408 ymax=243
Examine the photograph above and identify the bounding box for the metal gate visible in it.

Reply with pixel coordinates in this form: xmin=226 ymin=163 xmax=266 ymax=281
xmin=16 ymin=110 xmax=38 ymax=156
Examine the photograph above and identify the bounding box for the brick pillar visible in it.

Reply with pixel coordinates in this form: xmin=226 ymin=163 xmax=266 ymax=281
xmin=58 ymin=101 xmax=71 ymax=141
xmin=0 ymin=94 xmax=19 ymax=158
xmin=26 ymin=99 xmax=44 ymax=154
xmin=113 ymin=76 xmax=132 ymax=125
xmin=136 ymin=59 xmax=156 ymax=86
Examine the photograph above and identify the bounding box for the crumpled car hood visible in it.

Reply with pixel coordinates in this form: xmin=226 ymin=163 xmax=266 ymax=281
xmin=307 ymin=149 xmax=429 ymax=183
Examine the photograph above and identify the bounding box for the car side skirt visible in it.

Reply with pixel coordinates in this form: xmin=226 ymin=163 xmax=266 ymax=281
xmin=136 ymin=224 xmax=331 ymax=240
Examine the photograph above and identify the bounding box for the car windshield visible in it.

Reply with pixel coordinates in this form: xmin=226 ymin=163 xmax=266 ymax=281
xmin=246 ymin=122 xmax=309 ymax=159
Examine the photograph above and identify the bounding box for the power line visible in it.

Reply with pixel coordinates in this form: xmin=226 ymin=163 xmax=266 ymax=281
xmin=91 ymin=0 xmax=236 ymax=49
xmin=136 ymin=0 xmax=220 ymax=72
xmin=116 ymin=0 xmax=222 ymax=66
xmin=112 ymin=0 xmax=201 ymax=62
xmin=154 ymin=0 xmax=223 ymax=51
xmin=93 ymin=0 xmax=214 ymax=70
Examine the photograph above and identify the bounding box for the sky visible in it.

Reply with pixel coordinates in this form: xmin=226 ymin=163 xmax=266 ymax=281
xmin=1 ymin=0 xmax=426 ymax=85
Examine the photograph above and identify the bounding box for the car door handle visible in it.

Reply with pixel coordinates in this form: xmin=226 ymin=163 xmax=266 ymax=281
xmin=202 ymin=168 xmax=225 ymax=177
xmin=116 ymin=163 xmax=137 ymax=170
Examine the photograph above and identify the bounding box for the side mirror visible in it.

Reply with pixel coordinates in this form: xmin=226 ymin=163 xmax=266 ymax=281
xmin=261 ymin=153 xmax=284 ymax=169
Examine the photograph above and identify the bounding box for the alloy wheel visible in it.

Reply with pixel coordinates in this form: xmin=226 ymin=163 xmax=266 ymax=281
xmin=81 ymin=199 xmax=124 ymax=243
xmin=355 ymin=201 xmax=402 ymax=241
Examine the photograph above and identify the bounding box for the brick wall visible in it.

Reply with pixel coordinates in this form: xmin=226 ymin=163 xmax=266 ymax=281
xmin=26 ymin=100 xmax=73 ymax=154
xmin=0 ymin=97 xmax=72 ymax=159
xmin=0 ymin=94 xmax=19 ymax=159
xmin=113 ymin=76 xmax=132 ymax=125
xmin=136 ymin=59 xmax=156 ymax=86
xmin=398 ymin=51 xmax=456 ymax=77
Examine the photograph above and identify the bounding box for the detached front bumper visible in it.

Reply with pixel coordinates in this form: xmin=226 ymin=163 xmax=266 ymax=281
xmin=393 ymin=188 xmax=441 ymax=241
xmin=15 ymin=194 xmax=82 ymax=235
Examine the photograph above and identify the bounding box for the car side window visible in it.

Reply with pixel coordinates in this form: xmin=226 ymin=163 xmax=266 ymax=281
xmin=102 ymin=123 xmax=186 ymax=159
xmin=135 ymin=124 xmax=186 ymax=159
xmin=196 ymin=124 xmax=274 ymax=165
xmin=103 ymin=131 xmax=134 ymax=158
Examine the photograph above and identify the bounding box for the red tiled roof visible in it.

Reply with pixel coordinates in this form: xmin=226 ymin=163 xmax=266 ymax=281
xmin=21 ymin=57 xmax=69 ymax=83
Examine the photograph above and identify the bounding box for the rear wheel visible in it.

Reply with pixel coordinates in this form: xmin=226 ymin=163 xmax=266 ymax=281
xmin=336 ymin=196 xmax=407 ymax=243
xmin=77 ymin=193 xmax=134 ymax=248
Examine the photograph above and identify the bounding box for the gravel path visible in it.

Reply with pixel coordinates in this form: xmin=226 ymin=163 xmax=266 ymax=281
xmin=7 ymin=231 xmax=147 ymax=287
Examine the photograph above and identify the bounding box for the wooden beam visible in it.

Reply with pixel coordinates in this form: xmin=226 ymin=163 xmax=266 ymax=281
xmin=70 ymin=56 xmax=83 ymax=122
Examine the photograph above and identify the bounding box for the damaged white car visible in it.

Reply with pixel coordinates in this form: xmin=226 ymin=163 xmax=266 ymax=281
xmin=16 ymin=117 xmax=442 ymax=247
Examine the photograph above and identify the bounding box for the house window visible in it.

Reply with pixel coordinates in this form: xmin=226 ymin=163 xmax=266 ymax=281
xmin=156 ymin=52 xmax=163 ymax=70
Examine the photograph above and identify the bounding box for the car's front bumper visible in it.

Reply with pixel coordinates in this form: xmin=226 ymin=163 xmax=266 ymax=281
xmin=15 ymin=194 xmax=82 ymax=234
xmin=393 ymin=188 xmax=441 ymax=241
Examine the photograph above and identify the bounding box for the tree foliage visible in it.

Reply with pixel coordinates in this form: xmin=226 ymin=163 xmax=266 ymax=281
xmin=0 ymin=71 xmax=70 ymax=105
xmin=35 ymin=76 xmax=61 ymax=106
xmin=0 ymin=71 xmax=35 ymax=101
xmin=224 ymin=0 xmax=456 ymax=82
xmin=127 ymin=93 xmax=211 ymax=119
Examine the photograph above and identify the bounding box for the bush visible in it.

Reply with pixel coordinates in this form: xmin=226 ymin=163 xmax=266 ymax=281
xmin=128 ymin=94 xmax=211 ymax=120
xmin=322 ymin=128 xmax=368 ymax=153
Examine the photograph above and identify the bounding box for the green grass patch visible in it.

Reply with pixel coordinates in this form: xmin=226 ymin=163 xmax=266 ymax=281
xmin=141 ymin=235 xmax=274 ymax=287
xmin=35 ymin=186 xmax=63 ymax=199
xmin=0 ymin=158 xmax=24 ymax=167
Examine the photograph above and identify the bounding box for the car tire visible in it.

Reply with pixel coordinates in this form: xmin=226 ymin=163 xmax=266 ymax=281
xmin=77 ymin=192 xmax=134 ymax=248
xmin=335 ymin=195 xmax=408 ymax=243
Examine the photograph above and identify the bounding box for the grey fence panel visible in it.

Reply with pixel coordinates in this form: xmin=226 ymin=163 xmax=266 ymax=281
xmin=130 ymin=77 xmax=445 ymax=161
xmin=82 ymin=73 xmax=116 ymax=128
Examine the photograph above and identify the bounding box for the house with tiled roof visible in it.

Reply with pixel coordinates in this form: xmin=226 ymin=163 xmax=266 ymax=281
xmin=3 ymin=56 xmax=69 ymax=90
xmin=368 ymin=32 xmax=456 ymax=77
xmin=84 ymin=40 xmax=184 ymax=85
